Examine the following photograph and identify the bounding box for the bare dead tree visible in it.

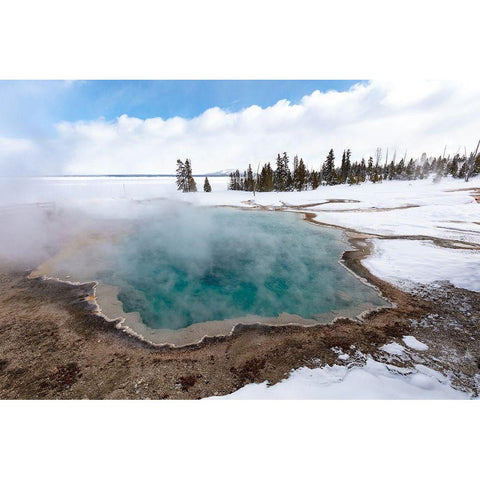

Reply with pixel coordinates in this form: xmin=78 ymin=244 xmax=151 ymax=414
xmin=253 ymin=161 xmax=260 ymax=197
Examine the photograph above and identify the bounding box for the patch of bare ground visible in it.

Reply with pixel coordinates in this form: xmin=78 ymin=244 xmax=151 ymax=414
xmin=400 ymin=283 xmax=480 ymax=396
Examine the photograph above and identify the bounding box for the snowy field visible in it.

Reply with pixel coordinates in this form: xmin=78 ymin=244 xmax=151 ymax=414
xmin=2 ymin=174 xmax=479 ymax=399
xmin=363 ymin=239 xmax=480 ymax=293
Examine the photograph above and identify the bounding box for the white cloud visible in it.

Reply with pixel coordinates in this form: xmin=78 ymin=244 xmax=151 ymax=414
xmin=1 ymin=80 xmax=480 ymax=175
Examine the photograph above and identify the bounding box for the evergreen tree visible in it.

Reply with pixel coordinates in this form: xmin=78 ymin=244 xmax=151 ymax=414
xmin=472 ymin=154 xmax=480 ymax=177
xmin=388 ymin=160 xmax=395 ymax=180
xmin=258 ymin=162 xmax=274 ymax=192
xmin=293 ymin=158 xmax=308 ymax=191
xmin=359 ymin=158 xmax=367 ymax=182
xmin=406 ymin=159 xmax=415 ymax=180
xmin=322 ymin=149 xmax=335 ymax=185
xmin=176 ymin=159 xmax=186 ymax=191
xmin=203 ymin=176 xmax=212 ymax=192
xmin=228 ymin=172 xmax=235 ymax=190
xmin=449 ymin=156 xmax=459 ymax=177
xmin=274 ymin=152 xmax=291 ymax=191
xmin=347 ymin=172 xmax=357 ymax=185
xmin=458 ymin=162 xmax=468 ymax=179
xmin=340 ymin=149 xmax=351 ymax=183
xmin=244 ymin=164 xmax=255 ymax=191
xmin=184 ymin=159 xmax=197 ymax=192
xmin=367 ymin=156 xmax=374 ymax=181
xmin=310 ymin=170 xmax=320 ymax=190
xmin=232 ymin=170 xmax=241 ymax=190
xmin=396 ymin=158 xmax=405 ymax=178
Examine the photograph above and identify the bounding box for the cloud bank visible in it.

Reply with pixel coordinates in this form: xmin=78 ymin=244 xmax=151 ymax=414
xmin=2 ymin=80 xmax=480 ymax=175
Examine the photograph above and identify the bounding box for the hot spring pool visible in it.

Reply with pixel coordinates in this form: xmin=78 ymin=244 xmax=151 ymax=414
xmin=86 ymin=205 xmax=386 ymax=333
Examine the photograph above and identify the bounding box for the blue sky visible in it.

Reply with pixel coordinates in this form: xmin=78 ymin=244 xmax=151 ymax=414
xmin=0 ymin=80 xmax=361 ymax=138
xmin=1 ymin=80 xmax=479 ymax=175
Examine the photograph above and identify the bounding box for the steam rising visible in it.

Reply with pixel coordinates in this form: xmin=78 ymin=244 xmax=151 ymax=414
xmin=0 ymin=176 xmax=383 ymax=330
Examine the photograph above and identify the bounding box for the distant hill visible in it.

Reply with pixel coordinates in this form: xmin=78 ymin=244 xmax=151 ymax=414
xmin=201 ymin=169 xmax=235 ymax=177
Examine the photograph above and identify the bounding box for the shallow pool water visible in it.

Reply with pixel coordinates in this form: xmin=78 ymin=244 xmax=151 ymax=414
xmin=96 ymin=205 xmax=384 ymax=330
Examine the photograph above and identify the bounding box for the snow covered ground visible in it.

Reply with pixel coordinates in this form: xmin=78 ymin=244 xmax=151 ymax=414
xmin=363 ymin=239 xmax=480 ymax=292
xmin=208 ymin=354 xmax=469 ymax=400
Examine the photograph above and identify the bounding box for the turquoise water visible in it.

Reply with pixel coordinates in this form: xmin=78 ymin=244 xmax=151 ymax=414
xmin=98 ymin=206 xmax=384 ymax=330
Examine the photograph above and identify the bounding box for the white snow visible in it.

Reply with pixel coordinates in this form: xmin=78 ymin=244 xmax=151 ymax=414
xmin=403 ymin=335 xmax=429 ymax=351
xmin=208 ymin=357 xmax=469 ymax=400
xmin=363 ymin=238 xmax=480 ymax=292
xmin=380 ymin=342 xmax=405 ymax=355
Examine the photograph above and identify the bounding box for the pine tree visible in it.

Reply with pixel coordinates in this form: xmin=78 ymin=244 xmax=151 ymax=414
xmin=458 ymin=162 xmax=468 ymax=179
xmin=406 ymin=159 xmax=415 ymax=180
xmin=449 ymin=156 xmax=459 ymax=177
xmin=203 ymin=176 xmax=212 ymax=192
xmin=176 ymin=159 xmax=186 ymax=191
xmin=396 ymin=158 xmax=405 ymax=178
xmin=258 ymin=163 xmax=274 ymax=192
xmin=274 ymin=152 xmax=291 ymax=191
xmin=367 ymin=157 xmax=374 ymax=181
xmin=264 ymin=163 xmax=274 ymax=191
xmin=359 ymin=158 xmax=367 ymax=182
xmin=228 ymin=172 xmax=235 ymax=190
xmin=231 ymin=170 xmax=241 ymax=190
xmin=340 ymin=150 xmax=351 ymax=183
xmin=184 ymin=159 xmax=197 ymax=192
xmin=323 ymin=149 xmax=335 ymax=185
xmin=244 ymin=164 xmax=255 ymax=191
xmin=310 ymin=170 xmax=320 ymax=190
xmin=293 ymin=158 xmax=307 ymax=191
xmin=472 ymin=154 xmax=480 ymax=176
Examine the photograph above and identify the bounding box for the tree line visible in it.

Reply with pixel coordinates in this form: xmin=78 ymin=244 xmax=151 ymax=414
xmin=175 ymin=146 xmax=480 ymax=193
xmin=227 ymin=147 xmax=480 ymax=192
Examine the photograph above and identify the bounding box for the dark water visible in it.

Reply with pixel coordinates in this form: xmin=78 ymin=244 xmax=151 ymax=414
xmin=98 ymin=206 xmax=384 ymax=330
